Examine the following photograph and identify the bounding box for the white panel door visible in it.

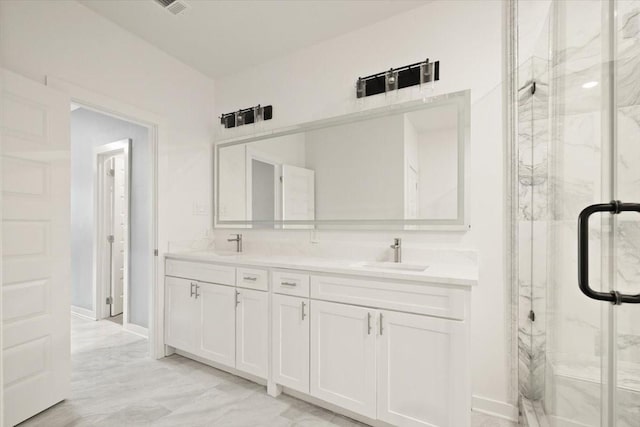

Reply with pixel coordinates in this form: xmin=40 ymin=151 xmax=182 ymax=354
xmin=282 ymin=164 xmax=315 ymax=222
xmin=1 ymin=69 xmax=71 ymax=426
xmin=197 ymin=282 xmax=236 ymax=367
xmin=235 ymin=288 xmax=268 ymax=379
xmin=164 ymin=277 xmax=198 ymax=352
xmin=272 ymin=294 xmax=309 ymax=393
xmin=110 ymin=155 xmax=126 ymax=316
xmin=377 ymin=310 xmax=468 ymax=427
xmin=310 ymin=300 xmax=376 ymax=419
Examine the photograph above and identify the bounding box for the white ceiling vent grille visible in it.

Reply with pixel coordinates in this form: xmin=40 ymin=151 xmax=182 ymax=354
xmin=153 ymin=0 xmax=189 ymax=15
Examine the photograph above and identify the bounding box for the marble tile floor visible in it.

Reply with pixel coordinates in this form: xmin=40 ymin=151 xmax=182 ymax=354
xmin=20 ymin=317 xmax=518 ymax=427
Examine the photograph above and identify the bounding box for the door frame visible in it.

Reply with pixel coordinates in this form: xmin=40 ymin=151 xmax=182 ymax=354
xmin=95 ymin=140 xmax=131 ymax=326
xmin=46 ymin=76 xmax=164 ymax=359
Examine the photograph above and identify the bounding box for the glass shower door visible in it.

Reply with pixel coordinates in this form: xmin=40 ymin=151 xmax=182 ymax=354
xmin=543 ymin=0 xmax=640 ymax=425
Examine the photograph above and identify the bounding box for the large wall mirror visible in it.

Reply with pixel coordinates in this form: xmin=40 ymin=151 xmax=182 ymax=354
xmin=215 ymin=90 xmax=470 ymax=230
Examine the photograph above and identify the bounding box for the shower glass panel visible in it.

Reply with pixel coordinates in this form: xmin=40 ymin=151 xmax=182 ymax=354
xmin=520 ymin=0 xmax=640 ymax=425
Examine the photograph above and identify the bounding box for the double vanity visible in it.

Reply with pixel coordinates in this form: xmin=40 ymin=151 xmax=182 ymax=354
xmin=164 ymin=89 xmax=476 ymax=426
xmin=164 ymin=250 xmax=476 ymax=427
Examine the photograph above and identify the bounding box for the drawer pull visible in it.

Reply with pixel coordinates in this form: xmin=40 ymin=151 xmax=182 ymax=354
xmin=281 ymin=281 xmax=297 ymax=287
xmin=301 ymin=301 xmax=307 ymax=320
xmin=195 ymin=284 xmax=200 ymax=299
xmin=190 ymin=282 xmax=197 ymax=298
xmin=235 ymin=290 xmax=240 ymax=306
xmin=243 ymin=276 xmax=257 ymax=281
xmin=367 ymin=312 xmax=372 ymax=335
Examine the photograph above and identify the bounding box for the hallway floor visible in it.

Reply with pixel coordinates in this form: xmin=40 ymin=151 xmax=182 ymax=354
xmin=20 ymin=317 xmax=517 ymax=427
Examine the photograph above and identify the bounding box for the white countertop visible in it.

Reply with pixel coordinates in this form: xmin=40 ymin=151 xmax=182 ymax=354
xmin=164 ymin=251 xmax=478 ymax=287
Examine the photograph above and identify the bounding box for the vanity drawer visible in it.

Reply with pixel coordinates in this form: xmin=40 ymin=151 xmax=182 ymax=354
xmin=272 ymin=270 xmax=310 ymax=297
xmin=165 ymin=259 xmax=235 ymax=286
xmin=236 ymin=267 xmax=268 ymax=291
xmin=310 ymin=275 xmax=466 ymax=320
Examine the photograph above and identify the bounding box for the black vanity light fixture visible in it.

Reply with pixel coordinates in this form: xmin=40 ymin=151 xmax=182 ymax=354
xmin=220 ymin=104 xmax=273 ymax=129
xmin=356 ymin=58 xmax=439 ymax=98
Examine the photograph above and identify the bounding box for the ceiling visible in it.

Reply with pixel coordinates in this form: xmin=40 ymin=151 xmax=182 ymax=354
xmin=79 ymin=0 xmax=426 ymax=79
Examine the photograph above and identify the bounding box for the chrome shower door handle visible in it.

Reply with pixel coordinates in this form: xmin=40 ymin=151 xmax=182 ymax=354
xmin=578 ymin=201 xmax=640 ymax=304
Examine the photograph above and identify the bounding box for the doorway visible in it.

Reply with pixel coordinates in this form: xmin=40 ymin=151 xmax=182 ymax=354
xmin=70 ymin=106 xmax=153 ymax=338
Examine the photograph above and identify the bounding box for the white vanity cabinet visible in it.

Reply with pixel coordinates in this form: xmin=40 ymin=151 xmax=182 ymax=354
xmin=165 ymin=277 xmax=199 ymax=352
xmin=310 ymin=300 xmax=377 ymax=419
xmin=272 ymin=293 xmax=310 ymax=393
xmin=307 ymin=274 xmax=470 ymax=426
xmin=376 ymin=310 xmax=468 ymax=427
xmin=235 ymin=288 xmax=268 ymax=378
xmin=165 ymin=277 xmax=237 ymax=367
xmin=165 ymin=255 xmax=473 ymax=427
xmin=198 ymin=281 xmax=236 ymax=367
xmin=164 ymin=259 xmax=269 ymax=379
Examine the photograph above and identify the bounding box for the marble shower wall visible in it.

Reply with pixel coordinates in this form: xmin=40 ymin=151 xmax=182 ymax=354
xmin=517 ymin=54 xmax=550 ymax=402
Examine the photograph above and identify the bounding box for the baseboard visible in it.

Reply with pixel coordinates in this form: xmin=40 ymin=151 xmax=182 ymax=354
xmin=123 ymin=322 xmax=149 ymax=338
xmin=71 ymin=305 xmax=97 ymax=320
xmin=472 ymin=395 xmax=518 ymax=422
xmin=174 ymin=349 xmax=267 ymax=386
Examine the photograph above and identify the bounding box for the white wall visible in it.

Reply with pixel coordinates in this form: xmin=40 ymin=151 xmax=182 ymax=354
xmin=213 ymin=0 xmax=513 ymax=416
xmin=0 ymin=0 xmax=217 ymax=260
xmin=70 ymin=108 xmax=151 ymax=328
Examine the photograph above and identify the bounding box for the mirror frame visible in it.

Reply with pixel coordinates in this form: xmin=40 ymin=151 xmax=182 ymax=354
xmin=214 ymin=90 xmax=470 ymax=231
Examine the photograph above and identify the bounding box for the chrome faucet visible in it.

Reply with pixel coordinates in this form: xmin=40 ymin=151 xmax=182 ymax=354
xmin=390 ymin=238 xmax=402 ymax=263
xmin=228 ymin=234 xmax=243 ymax=253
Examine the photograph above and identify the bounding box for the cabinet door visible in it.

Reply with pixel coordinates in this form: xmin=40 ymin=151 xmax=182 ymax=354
xmin=165 ymin=277 xmax=198 ymax=352
xmin=272 ymin=294 xmax=310 ymax=393
xmin=235 ymin=288 xmax=268 ymax=378
xmin=377 ymin=310 xmax=468 ymax=427
xmin=197 ymin=282 xmax=236 ymax=367
xmin=310 ymin=300 xmax=376 ymax=419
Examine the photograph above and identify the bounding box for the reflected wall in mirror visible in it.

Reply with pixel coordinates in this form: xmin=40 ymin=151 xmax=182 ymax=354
xmin=215 ymin=90 xmax=469 ymax=230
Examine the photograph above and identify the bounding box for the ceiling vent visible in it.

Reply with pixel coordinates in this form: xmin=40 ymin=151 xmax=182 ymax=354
xmin=153 ymin=0 xmax=189 ymax=15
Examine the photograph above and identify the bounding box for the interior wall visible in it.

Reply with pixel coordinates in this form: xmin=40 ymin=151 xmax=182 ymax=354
xmin=212 ymin=0 xmax=513 ymax=415
xmin=0 ymin=0 xmax=217 ymax=258
xmin=71 ymin=108 xmax=150 ymax=328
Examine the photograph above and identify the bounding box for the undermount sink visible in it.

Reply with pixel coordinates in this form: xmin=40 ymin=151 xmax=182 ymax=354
xmin=354 ymin=262 xmax=429 ymax=272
